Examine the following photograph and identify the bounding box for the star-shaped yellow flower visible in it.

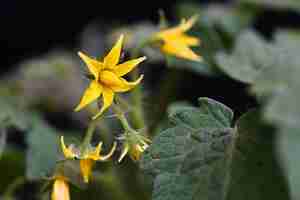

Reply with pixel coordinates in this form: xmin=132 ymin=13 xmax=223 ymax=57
xmin=118 ymin=133 xmax=151 ymax=162
xmin=75 ymin=34 xmax=146 ymax=119
xmin=51 ymin=176 xmax=70 ymax=200
xmin=60 ymin=136 xmax=116 ymax=183
xmin=154 ymin=15 xmax=202 ymax=62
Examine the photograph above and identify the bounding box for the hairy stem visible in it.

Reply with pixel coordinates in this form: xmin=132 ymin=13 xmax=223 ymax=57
xmin=80 ymin=119 xmax=98 ymax=153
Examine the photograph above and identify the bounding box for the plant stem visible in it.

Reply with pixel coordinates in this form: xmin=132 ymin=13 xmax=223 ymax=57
xmin=112 ymin=104 xmax=132 ymax=132
xmin=80 ymin=119 xmax=98 ymax=153
xmin=3 ymin=176 xmax=26 ymax=200
xmin=129 ymin=41 xmax=151 ymax=130
xmin=130 ymin=68 xmax=146 ymax=130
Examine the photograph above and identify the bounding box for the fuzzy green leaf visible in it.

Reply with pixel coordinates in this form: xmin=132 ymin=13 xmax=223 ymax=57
xmin=251 ymin=30 xmax=300 ymax=200
xmin=141 ymin=98 xmax=234 ymax=200
xmin=216 ymin=30 xmax=274 ymax=83
xmin=176 ymin=3 xmax=256 ymax=37
xmin=141 ymin=99 xmax=289 ymax=200
xmin=0 ymin=97 xmax=30 ymax=131
xmin=238 ymin=0 xmax=300 ymax=12
xmin=225 ymin=110 xmax=289 ymax=200
xmin=26 ymin=116 xmax=61 ymax=180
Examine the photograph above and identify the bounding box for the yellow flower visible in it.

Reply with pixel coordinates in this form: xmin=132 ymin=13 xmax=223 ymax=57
xmin=60 ymin=136 xmax=116 ymax=183
xmin=153 ymin=15 xmax=202 ymax=62
xmin=51 ymin=176 xmax=70 ymax=200
xmin=118 ymin=133 xmax=151 ymax=162
xmin=75 ymin=34 xmax=146 ymax=119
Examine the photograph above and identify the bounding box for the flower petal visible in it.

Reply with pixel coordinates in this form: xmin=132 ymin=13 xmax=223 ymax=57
xmin=161 ymin=41 xmax=202 ymax=62
xmin=111 ymin=75 xmax=143 ymax=93
xmin=87 ymin=142 xmax=103 ymax=160
xmin=99 ymin=141 xmax=117 ymax=161
xmin=60 ymin=136 xmax=76 ymax=159
xmin=78 ymin=51 xmax=102 ymax=81
xmin=176 ymin=34 xmax=200 ymax=46
xmin=104 ymin=34 xmax=124 ymax=69
xmin=118 ymin=143 xmax=129 ymax=163
xmin=52 ymin=178 xmax=70 ymax=200
xmin=80 ymin=159 xmax=94 ymax=183
xmin=92 ymin=87 xmax=114 ymax=119
xmin=156 ymin=15 xmax=198 ymax=39
xmin=113 ymin=56 xmax=146 ymax=77
xmin=178 ymin=15 xmax=198 ymax=32
xmin=129 ymin=144 xmax=142 ymax=161
xmin=75 ymin=81 xmax=103 ymax=112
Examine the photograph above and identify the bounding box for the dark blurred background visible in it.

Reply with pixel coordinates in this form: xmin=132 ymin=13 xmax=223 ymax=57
xmin=1 ymin=0 xmax=232 ymax=74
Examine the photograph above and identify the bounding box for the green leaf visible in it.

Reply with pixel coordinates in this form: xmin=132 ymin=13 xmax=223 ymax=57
xmin=251 ymin=30 xmax=300 ymax=200
xmin=26 ymin=115 xmax=61 ymax=180
xmin=0 ymin=149 xmax=25 ymax=193
xmin=0 ymin=128 xmax=7 ymax=158
xmin=225 ymin=110 xmax=289 ymax=200
xmin=141 ymin=98 xmax=234 ymax=200
xmin=169 ymin=97 xmax=233 ymax=129
xmin=277 ymin=126 xmax=300 ymax=200
xmin=216 ymin=30 xmax=274 ymax=83
xmin=237 ymin=0 xmax=300 ymax=13
xmin=141 ymin=99 xmax=289 ymax=200
xmin=176 ymin=3 xmax=256 ymax=37
xmin=0 ymin=97 xmax=30 ymax=130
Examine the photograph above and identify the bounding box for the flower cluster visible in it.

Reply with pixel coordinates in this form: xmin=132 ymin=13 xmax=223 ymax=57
xmin=51 ymin=15 xmax=201 ymax=200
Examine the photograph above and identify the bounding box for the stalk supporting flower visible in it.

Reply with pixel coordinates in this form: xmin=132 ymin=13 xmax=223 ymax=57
xmin=153 ymin=15 xmax=202 ymax=62
xmin=118 ymin=132 xmax=151 ymax=162
xmin=60 ymin=136 xmax=116 ymax=183
xmin=75 ymin=34 xmax=146 ymax=119
xmin=51 ymin=176 xmax=70 ymax=200
xmin=112 ymin=105 xmax=151 ymax=162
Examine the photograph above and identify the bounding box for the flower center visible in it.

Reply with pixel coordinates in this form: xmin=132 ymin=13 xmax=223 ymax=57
xmin=99 ymin=70 xmax=121 ymax=87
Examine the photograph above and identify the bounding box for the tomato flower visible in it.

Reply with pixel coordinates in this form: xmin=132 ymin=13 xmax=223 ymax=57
xmin=153 ymin=15 xmax=202 ymax=62
xmin=118 ymin=132 xmax=151 ymax=162
xmin=75 ymin=34 xmax=146 ymax=119
xmin=51 ymin=176 xmax=70 ymax=200
xmin=60 ymin=136 xmax=116 ymax=183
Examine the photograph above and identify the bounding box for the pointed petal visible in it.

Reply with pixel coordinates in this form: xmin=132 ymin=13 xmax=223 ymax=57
xmin=60 ymin=136 xmax=76 ymax=159
xmin=99 ymin=141 xmax=117 ymax=161
xmin=78 ymin=51 xmax=102 ymax=81
xmin=156 ymin=15 xmax=198 ymax=39
xmin=52 ymin=178 xmax=70 ymax=200
xmin=92 ymin=87 xmax=114 ymax=119
xmin=104 ymin=35 xmax=124 ymax=69
xmin=113 ymin=56 xmax=146 ymax=77
xmin=80 ymin=159 xmax=94 ymax=183
xmin=129 ymin=145 xmax=142 ymax=161
xmin=88 ymin=142 xmax=103 ymax=160
xmin=111 ymin=75 xmax=143 ymax=92
xmin=161 ymin=41 xmax=202 ymax=62
xmin=177 ymin=34 xmax=200 ymax=46
xmin=178 ymin=15 xmax=198 ymax=32
xmin=118 ymin=143 xmax=129 ymax=163
xmin=75 ymin=81 xmax=103 ymax=112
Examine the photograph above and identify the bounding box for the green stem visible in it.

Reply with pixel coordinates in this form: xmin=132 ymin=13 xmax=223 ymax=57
xmin=129 ymin=40 xmax=152 ymax=130
xmin=130 ymin=69 xmax=146 ymax=130
xmin=80 ymin=119 xmax=98 ymax=153
xmin=112 ymin=104 xmax=132 ymax=132
xmin=3 ymin=176 xmax=26 ymax=200
xmin=94 ymin=169 xmax=132 ymax=200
